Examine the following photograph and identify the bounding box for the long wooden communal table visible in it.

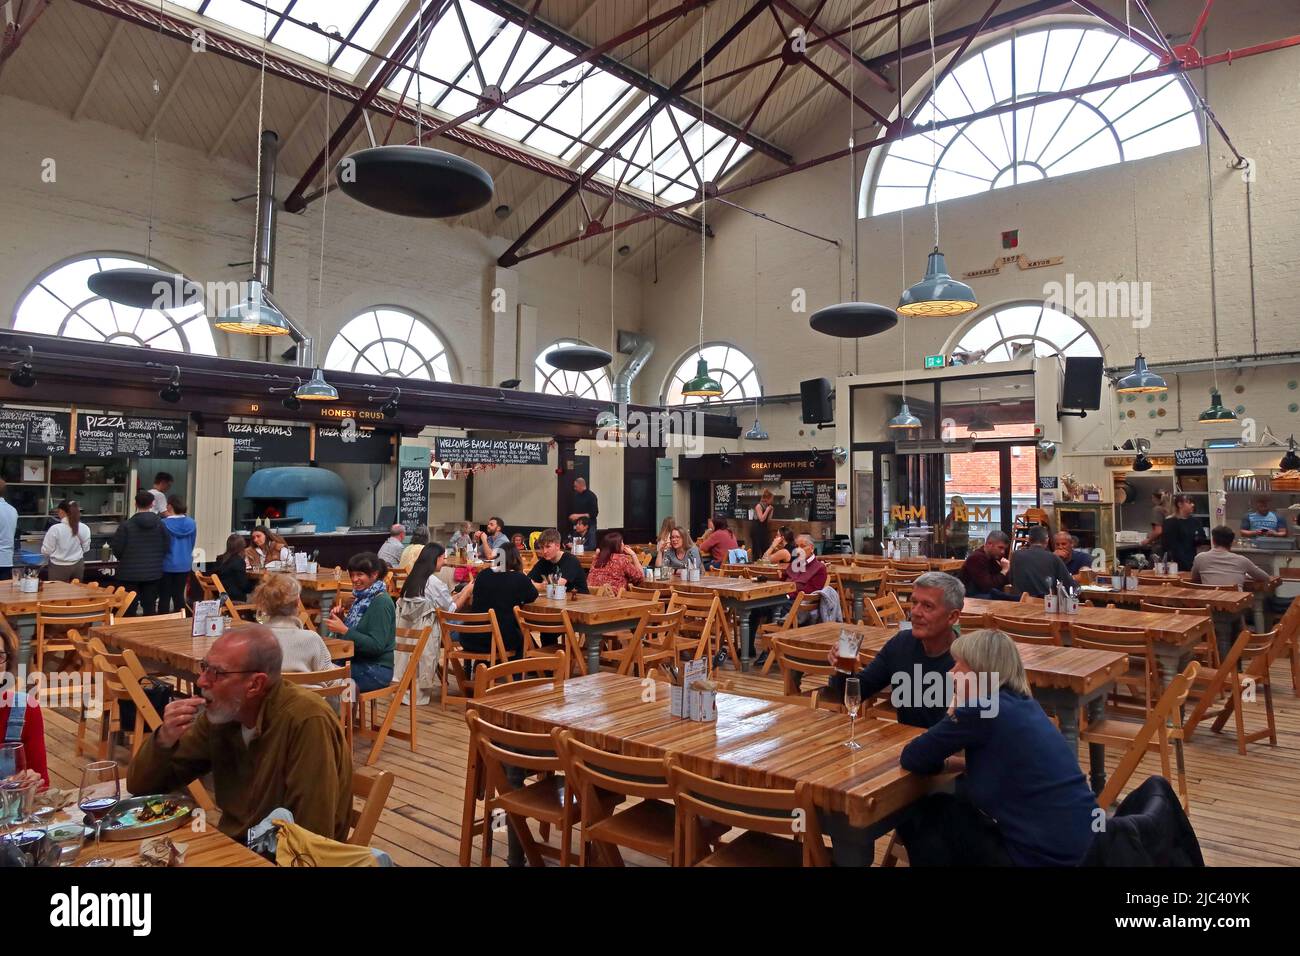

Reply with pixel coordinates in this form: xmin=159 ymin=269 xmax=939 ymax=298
xmin=473 ymin=671 xmax=946 ymax=831
xmin=781 ymin=622 xmax=1128 ymax=793
xmin=962 ymin=599 xmax=1206 ymax=689
xmin=674 ymin=576 xmax=796 ymax=668
xmin=91 ymin=618 xmax=353 ymax=681
xmin=525 ymin=593 xmax=659 ymax=675
xmin=0 ymin=580 xmax=107 ymax=667
xmin=1078 ymin=584 xmax=1253 ymax=614
xmin=246 ymin=569 xmax=347 ymax=636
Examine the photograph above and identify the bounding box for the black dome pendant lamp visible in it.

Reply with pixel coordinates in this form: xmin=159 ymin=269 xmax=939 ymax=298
xmin=336 ymin=5 xmax=492 ymax=219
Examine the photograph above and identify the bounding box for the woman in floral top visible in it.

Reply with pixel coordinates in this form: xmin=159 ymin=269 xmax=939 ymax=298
xmin=586 ymin=532 xmax=646 ymax=595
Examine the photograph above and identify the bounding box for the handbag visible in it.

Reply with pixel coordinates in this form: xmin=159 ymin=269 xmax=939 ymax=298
xmin=119 ymin=677 xmax=188 ymax=727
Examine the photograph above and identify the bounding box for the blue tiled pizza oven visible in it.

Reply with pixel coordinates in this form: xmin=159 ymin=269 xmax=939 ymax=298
xmin=242 ymin=466 xmax=349 ymax=531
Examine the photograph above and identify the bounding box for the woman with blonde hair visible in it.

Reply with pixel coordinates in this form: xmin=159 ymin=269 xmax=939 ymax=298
xmin=656 ymin=516 xmax=677 ymax=549
xmin=751 ymin=488 xmax=774 ymax=557
xmin=896 ymin=629 xmax=1096 ymax=866
xmin=251 ymin=572 xmax=334 ymax=676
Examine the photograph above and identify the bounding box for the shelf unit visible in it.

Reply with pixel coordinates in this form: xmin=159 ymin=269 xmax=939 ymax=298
xmin=1 ymin=455 xmax=131 ymax=548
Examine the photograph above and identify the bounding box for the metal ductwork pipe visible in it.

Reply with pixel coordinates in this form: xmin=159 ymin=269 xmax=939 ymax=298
xmin=255 ymin=130 xmax=279 ymax=291
xmin=612 ymin=331 xmax=654 ymax=406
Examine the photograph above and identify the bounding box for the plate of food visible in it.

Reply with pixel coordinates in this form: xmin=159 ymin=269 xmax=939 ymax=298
xmin=97 ymin=795 xmax=196 ymax=841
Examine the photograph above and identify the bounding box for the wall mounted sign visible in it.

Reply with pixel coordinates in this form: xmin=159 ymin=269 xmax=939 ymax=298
xmin=315 ymin=425 xmax=394 ymax=464
xmin=396 ymin=445 xmax=429 ymax=534
xmin=924 ymin=354 xmax=946 ymax=369
xmin=1173 ymin=448 xmax=1209 ymax=468
xmin=678 ymin=452 xmax=833 ymax=481
xmin=434 ymin=437 xmax=548 ymax=465
xmin=0 ymin=408 xmax=71 ymax=455
xmin=1039 ymin=476 xmax=1060 ymax=489
xmin=75 ymin=414 xmax=187 ymax=459
xmin=221 ymin=422 xmax=311 ymax=462
xmin=963 ymin=253 xmax=1063 ymax=279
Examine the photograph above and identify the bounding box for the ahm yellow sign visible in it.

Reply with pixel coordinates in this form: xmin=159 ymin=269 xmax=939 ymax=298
xmin=952 ymin=503 xmax=992 ymax=522
xmin=890 ymin=505 xmax=927 ymax=523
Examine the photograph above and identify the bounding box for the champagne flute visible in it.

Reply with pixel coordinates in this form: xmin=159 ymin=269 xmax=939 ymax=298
xmin=843 ymin=677 xmax=862 ymax=751
xmin=77 ymin=760 xmax=121 ymax=867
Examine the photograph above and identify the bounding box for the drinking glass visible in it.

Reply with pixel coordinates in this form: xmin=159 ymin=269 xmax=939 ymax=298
xmin=0 ymin=742 xmax=24 ymax=780
xmin=77 ymin=760 xmax=121 ymax=867
xmin=843 ymin=678 xmax=862 ymax=751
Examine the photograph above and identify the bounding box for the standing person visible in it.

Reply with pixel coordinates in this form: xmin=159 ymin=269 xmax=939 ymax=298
xmin=751 ymin=489 xmax=774 ymax=559
xmin=528 ymin=529 xmax=588 ymax=593
xmin=1161 ymin=494 xmax=1206 ymax=572
xmin=111 ymin=491 xmax=168 ymax=616
xmin=586 ymin=532 xmax=645 ymax=596
xmin=399 ymin=525 xmax=429 ymax=570
xmin=943 ymin=495 xmax=971 ymax=559
xmin=377 ymin=524 xmax=406 ymax=568
xmin=213 ymin=534 xmax=252 ymax=602
xmin=1143 ymin=489 xmax=1171 ymax=551
xmin=568 ymin=477 xmax=599 ymax=550
xmin=1241 ymin=496 xmax=1289 ymax=539
xmin=698 ymin=516 xmax=738 ymax=569
xmin=147 ymin=472 xmax=174 ymax=514
xmin=1009 ymin=525 xmax=1074 ymax=598
xmin=324 ymin=553 xmax=395 ymax=694
xmin=458 ymin=543 xmax=538 ymax=660
xmin=1192 ymin=526 xmax=1273 ymax=662
xmin=475 ymin=517 xmax=508 ymax=561
xmin=160 ymin=497 xmax=196 ymax=614
xmin=41 ymin=500 xmax=91 ymax=583
xmin=0 ymin=479 xmax=16 ymax=581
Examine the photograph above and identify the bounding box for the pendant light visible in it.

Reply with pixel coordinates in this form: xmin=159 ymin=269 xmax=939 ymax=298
xmin=968 ymin=387 xmax=994 ymax=434
xmin=1115 ymin=157 xmax=1166 ymax=393
xmin=888 ymin=201 xmax=920 ymax=430
xmin=1280 ymin=437 xmax=1300 ymax=471
xmin=897 ymin=1 xmax=977 ymax=318
xmin=336 ymin=4 xmax=493 ymax=218
xmin=297 ymin=30 xmax=341 ymax=403
xmin=744 ymin=235 xmax=769 ymax=440
xmin=810 ymin=3 xmax=898 ymax=339
xmin=548 ymin=76 xmax=612 ymax=374
xmin=1198 ymin=102 xmax=1235 ymax=427
xmin=744 ymin=406 xmax=770 ymax=441
xmin=214 ymin=7 xmax=292 ymax=337
xmin=91 ymin=2 xmax=198 ymax=311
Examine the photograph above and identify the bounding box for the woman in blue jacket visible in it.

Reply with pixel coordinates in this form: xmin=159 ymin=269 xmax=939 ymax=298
xmin=897 ymin=629 xmax=1098 ymax=866
xmin=160 ymin=496 xmax=197 ymax=614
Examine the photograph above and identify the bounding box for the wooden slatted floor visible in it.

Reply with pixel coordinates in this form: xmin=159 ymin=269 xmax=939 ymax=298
xmin=40 ymin=658 xmax=1300 ymax=866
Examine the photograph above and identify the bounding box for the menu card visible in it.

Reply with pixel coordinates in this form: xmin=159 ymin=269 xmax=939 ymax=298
xmin=192 ymin=600 xmax=221 ymax=637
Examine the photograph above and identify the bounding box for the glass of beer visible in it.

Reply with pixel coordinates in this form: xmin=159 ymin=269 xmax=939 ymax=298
xmin=834 ymin=628 xmax=864 ymax=674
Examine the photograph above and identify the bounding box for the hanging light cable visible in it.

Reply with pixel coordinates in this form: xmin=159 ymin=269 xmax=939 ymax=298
xmin=889 ymin=207 xmax=921 ymax=429
xmin=898 ymin=0 xmax=977 ymax=317
xmin=1197 ymin=102 xmax=1236 ymax=426
xmin=745 ymin=233 xmax=769 ymax=440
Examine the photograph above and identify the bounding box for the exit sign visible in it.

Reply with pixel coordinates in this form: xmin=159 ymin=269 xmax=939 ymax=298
xmin=924 ymin=354 xmax=946 ymax=369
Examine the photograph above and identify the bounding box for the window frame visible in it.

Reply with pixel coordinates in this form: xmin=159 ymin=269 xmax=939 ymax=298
xmin=660 ymin=341 xmax=763 ymax=407
xmin=942 ymin=299 xmax=1102 ymax=365
xmin=323 ymin=305 xmax=458 ymax=383
xmin=534 ymin=338 xmax=614 ymax=400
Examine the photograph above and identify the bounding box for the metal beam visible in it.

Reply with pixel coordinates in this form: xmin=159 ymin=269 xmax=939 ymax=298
xmin=72 ymin=18 xmax=126 ymax=120
xmin=768 ymin=0 xmax=894 ymax=95
xmin=497 ymin=0 xmax=768 ymax=267
xmin=0 ymin=0 xmax=51 ymax=77
xmin=474 ymin=0 xmax=793 ymax=166
xmin=861 ymin=0 xmax=1069 ymax=71
xmin=907 ymin=0 xmax=1002 ymax=123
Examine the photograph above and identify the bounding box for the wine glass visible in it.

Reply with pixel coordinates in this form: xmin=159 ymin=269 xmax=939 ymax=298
xmin=843 ymin=678 xmax=862 ymax=751
xmin=77 ymin=760 xmax=121 ymax=867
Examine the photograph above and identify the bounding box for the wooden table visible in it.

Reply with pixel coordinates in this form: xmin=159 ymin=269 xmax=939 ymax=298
xmin=0 ymin=580 xmax=106 ymax=667
xmin=782 ymin=622 xmax=1128 ymax=793
xmin=677 ymin=576 xmax=795 ymax=668
xmin=246 ymin=569 xmax=347 ymax=635
xmin=55 ymin=796 xmax=270 ymax=867
xmin=1078 ymin=584 xmax=1252 ymax=614
xmin=91 ymin=618 xmax=353 ymax=680
xmin=525 ymin=593 xmax=659 ymax=674
xmin=474 ymin=671 xmax=944 ymax=830
xmin=962 ymin=599 xmax=1205 ymax=689
xmin=826 ymin=566 xmax=887 ymax=622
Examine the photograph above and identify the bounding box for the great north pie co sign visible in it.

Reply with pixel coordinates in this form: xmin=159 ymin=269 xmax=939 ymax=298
xmin=434 ymin=437 xmax=549 ymax=465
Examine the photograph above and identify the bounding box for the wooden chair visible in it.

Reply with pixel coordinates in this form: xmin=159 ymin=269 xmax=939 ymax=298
xmin=464 ymin=709 xmax=576 ymax=867
xmin=1183 ymin=627 xmax=1284 ymax=754
xmin=68 ymin=630 xmax=130 ymax=760
xmin=1274 ymin=596 xmax=1300 ymax=697
xmin=282 ymin=664 xmax=353 ymax=750
xmin=436 ymin=608 xmax=507 ymax=709
xmin=554 ymin=730 xmax=680 ymax=866
xmin=193 ymin=569 xmax=219 ymax=600
xmin=150 ymin=610 xmax=189 ymax=621
xmin=666 ymin=591 xmax=727 ymax=667
xmin=1182 ymin=579 xmax=1239 ymax=591
xmin=35 ymin=599 xmax=112 ymax=673
xmin=347 ymin=767 xmax=394 ymax=847
xmin=772 ymin=635 xmax=837 ymax=697
xmin=887 ymin=560 xmax=929 ymax=576
xmin=756 ymin=591 xmax=822 ymax=675
xmin=716 ymin=682 xmax=825 ymax=710
xmin=1071 ymin=623 xmax=1156 ymax=712
xmin=355 ymin=625 xmax=434 ymax=766
xmin=210 ymin=574 xmax=256 ymax=622
xmin=516 ymin=606 xmax=585 ymax=676
xmin=624 ymin=584 xmax=668 ymax=604
xmin=1139 ymin=599 xmax=1217 ymax=668
xmin=958 ymin=611 xmax=988 ymax=631
xmin=990 ymin=614 xmax=1061 ymax=647
xmin=1082 ymin=662 xmax=1199 ymax=813
xmin=669 ymin=765 xmax=829 ymax=866
xmin=863 ymin=592 xmax=907 ymax=628
xmin=610 ymin=609 xmax=683 ymax=678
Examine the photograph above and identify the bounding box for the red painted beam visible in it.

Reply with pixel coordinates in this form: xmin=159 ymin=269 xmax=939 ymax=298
xmin=0 ymin=0 xmax=52 ymax=74
xmin=768 ymin=0 xmax=895 ymax=94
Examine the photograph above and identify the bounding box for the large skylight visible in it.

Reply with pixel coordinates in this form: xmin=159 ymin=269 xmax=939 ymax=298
xmin=172 ymin=0 xmax=755 ymax=204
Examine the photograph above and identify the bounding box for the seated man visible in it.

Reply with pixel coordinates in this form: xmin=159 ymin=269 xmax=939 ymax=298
xmin=1053 ymin=532 xmax=1095 ymax=577
xmin=1010 ymin=526 xmax=1074 ymax=598
xmin=781 ymin=534 xmax=828 ymax=597
xmin=1192 ymin=525 xmax=1273 ymax=661
xmin=960 ymin=530 xmax=1014 ymax=599
xmin=528 ymin=528 xmax=588 ymax=593
xmin=128 ymin=625 xmax=352 ymax=843
xmin=570 ymin=516 xmax=592 ymax=551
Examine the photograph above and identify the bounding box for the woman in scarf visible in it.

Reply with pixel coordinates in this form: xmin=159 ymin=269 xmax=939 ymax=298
xmin=325 ymin=552 xmax=396 ymax=693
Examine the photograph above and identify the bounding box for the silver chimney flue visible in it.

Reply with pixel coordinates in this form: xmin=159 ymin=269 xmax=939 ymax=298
xmin=612 ymin=331 xmax=654 ymax=406
xmin=256 ymin=129 xmax=279 ymax=291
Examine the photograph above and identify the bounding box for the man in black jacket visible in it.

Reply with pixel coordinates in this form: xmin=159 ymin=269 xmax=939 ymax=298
xmin=527 ymin=529 xmax=588 ymax=594
xmin=568 ymin=477 xmax=598 ymax=550
xmin=112 ymin=491 xmax=169 ymax=616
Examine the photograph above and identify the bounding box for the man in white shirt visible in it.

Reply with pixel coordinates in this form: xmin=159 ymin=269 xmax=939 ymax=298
xmin=149 ymin=472 xmax=174 ymax=514
xmin=1191 ymin=525 xmax=1273 ymax=662
xmin=0 ymin=479 xmax=16 ymax=580
xmin=377 ymin=524 xmax=406 ymax=568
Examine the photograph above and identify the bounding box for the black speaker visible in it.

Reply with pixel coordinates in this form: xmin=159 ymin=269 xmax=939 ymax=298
xmin=1062 ymin=356 xmax=1104 ymax=410
xmin=800 ymin=377 xmax=833 ymax=424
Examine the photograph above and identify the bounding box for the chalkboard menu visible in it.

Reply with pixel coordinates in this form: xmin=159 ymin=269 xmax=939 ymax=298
xmin=222 ymin=423 xmax=312 ymax=462
xmin=1174 ymin=448 xmax=1208 ymax=468
xmin=712 ymin=482 xmax=735 ymax=518
xmin=315 ymin=425 xmax=394 ymax=464
xmin=812 ymin=482 xmax=836 ymax=522
xmin=789 ymin=479 xmax=817 ymax=500
xmin=0 ymin=408 xmax=71 ymax=455
xmin=76 ymin=414 xmax=187 ymax=459
xmin=434 ymin=436 xmax=548 ymax=465
xmin=397 ymin=459 xmax=429 ymax=534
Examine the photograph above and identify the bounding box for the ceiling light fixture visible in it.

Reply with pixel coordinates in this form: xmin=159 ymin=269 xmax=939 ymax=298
xmin=7 ymin=346 xmax=36 ymax=389
xmin=368 ymin=387 xmax=400 ymax=420
xmin=1115 ymin=354 xmax=1168 ymax=394
xmin=150 ymin=363 xmax=182 ymax=404
xmin=296 ymin=368 xmax=339 ymax=403
xmin=1281 ymin=437 xmax=1300 ymax=471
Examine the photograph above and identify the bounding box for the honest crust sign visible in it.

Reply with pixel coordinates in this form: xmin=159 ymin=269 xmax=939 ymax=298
xmin=434 ymin=437 xmax=548 ymax=465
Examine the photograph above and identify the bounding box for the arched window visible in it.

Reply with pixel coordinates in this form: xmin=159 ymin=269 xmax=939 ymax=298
xmin=867 ymin=22 xmax=1201 ymax=215
xmin=12 ymin=254 xmax=217 ymax=355
xmin=948 ymin=302 xmax=1101 ymax=364
xmin=324 ymin=307 xmax=455 ymax=381
xmin=535 ymin=340 xmax=613 ymax=400
xmin=662 ymin=343 xmax=762 ymax=406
